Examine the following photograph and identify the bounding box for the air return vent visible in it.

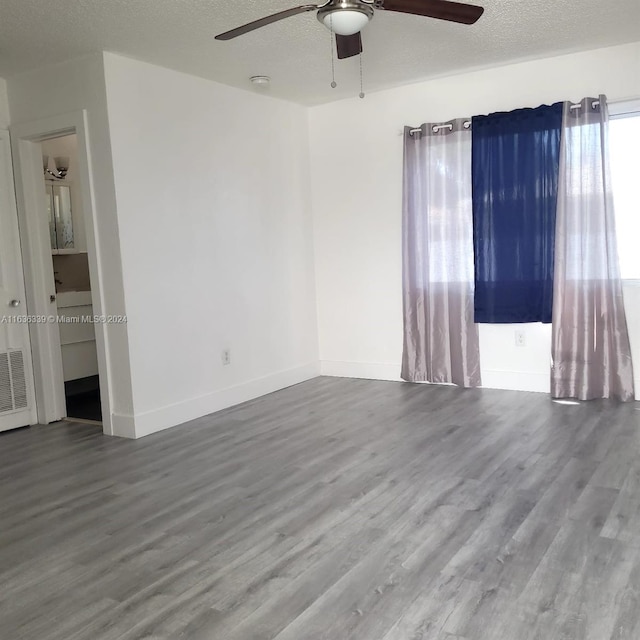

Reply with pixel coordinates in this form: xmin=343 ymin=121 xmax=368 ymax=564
xmin=0 ymin=350 xmax=27 ymax=413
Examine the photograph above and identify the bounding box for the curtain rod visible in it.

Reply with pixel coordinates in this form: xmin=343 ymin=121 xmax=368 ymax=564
xmin=569 ymin=99 xmax=600 ymax=110
xmin=408 ymin=99 xmax=601 ymax=136
xmin=409 ymin=121 xmax=471 ymax=136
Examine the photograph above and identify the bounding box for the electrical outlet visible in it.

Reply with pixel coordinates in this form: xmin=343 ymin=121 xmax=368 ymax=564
xmin=514 ymin=330 xmax=526 ymax=347
xmin=221 ymin=348 xmax=231 ymax=366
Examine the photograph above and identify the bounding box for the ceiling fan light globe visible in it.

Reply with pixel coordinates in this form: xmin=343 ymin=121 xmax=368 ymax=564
xmin=322 ymin=10 xmax=370 ymax=36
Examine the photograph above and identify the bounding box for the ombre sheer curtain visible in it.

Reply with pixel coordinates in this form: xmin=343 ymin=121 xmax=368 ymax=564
xmin=551 ymin=96 xmax=635 ymax=400
xmin=401 ymin=119 xmax=481 ymax=387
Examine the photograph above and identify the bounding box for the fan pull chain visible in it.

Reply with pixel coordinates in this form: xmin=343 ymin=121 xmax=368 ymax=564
xmin=329 ymin=15 xmax=337 ymax=88
xmin=359 ymin=50 xmax=365 ymax=99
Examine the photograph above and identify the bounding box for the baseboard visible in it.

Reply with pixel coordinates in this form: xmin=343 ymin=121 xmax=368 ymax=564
xmin=320 ymin=360 xmax=551 ymax=394
xmin=320 ymin=360 xmax=403 ymax=381
xmin=114 ymin=361 xmax=633 ymax=438
xmin=110 ymin=412 xmax=136 ymax=439
xmin=113 ymin=361 xmax=321 ymax=439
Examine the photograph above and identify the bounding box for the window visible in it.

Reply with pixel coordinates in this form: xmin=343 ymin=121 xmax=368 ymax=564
xmin=610 ymin=103 xmax=640 ymax=280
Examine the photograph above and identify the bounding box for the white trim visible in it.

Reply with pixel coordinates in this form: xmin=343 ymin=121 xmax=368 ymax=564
xmin=609 ymin=97 xmax=640 ymax=118
xmin=110 ymin=412 xmax=136 ymax=439
xmin=0 ymin=410 xmax=37 ymax=433
xmin=10 ymin=111 xmax=114 ymax=435
xmin=320 ymin=360 xmax=551 ymax=393
xmin=116 ymin=362 xmax=321 ymax=439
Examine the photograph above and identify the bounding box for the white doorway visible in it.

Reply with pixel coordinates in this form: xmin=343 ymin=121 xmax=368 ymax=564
xmin=11 ymin=111 xmax=114 ymax=435
xmin=42 ymin=133 xmax=102 ymax=423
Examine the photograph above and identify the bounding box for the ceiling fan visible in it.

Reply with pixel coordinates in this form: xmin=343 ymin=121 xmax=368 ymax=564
xmin=215 ymin=0 xmax=484 ymax=60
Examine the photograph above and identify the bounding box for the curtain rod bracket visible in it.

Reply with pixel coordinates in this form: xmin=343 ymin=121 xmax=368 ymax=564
xmin=409 ymin=120 xmax=472 ymax=136
xmin=569 ymin=100 xmax=600 ymax=111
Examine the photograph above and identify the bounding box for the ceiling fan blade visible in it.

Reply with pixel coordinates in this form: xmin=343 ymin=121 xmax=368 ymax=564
xmin=378 ymin=0 xmax=484 ymax=25
xmin=335 ymin=33 xmax=363 ymax=59
xmin=215 ymin=4 xmax=318 ymax=40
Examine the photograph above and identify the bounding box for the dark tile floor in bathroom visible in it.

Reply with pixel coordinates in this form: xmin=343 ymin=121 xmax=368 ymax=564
xmin=65 ymin=375 xmax=102 ymax=422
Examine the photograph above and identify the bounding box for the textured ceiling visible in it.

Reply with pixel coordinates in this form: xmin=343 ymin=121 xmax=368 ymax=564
xmin=1 ymin=0 xmax=639 ymax=105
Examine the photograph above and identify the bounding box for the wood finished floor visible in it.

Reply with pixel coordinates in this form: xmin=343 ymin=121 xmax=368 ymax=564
xmin=1 ymin=377 xmax=640 ymax=640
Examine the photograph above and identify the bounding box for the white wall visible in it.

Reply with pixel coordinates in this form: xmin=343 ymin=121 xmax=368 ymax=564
xmin=0 ymin=78 xmax=9 ymax=129
xmin=309 ymin=42 xmax=640 ymax=397
xmin=103 ymin=54 xmax=319 ymax=437
xmin=7 ymin=53 xmax=136 ymax=435
xmin=623 ymin=284 xmax=640 ymax=397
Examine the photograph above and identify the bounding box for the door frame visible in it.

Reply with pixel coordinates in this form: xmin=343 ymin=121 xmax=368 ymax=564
xmin=11 ymin=110 xmax=114 ymax=435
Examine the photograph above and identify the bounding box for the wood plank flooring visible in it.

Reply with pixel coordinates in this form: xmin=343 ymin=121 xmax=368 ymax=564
xmin=1 ymin=376 xmax=639 ymax=640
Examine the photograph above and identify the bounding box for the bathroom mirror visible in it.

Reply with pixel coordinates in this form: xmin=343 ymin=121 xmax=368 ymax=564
xmin=45 ymin=182 xmax=74 ymax=252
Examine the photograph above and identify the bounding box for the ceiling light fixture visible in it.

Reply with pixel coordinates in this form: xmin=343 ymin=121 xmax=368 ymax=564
xmin=250 ymin=75 xmax=271 ymax=86
xmin=318 ymin=1 xmax=374 ymax=36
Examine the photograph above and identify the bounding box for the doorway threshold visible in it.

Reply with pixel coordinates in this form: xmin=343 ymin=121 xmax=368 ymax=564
xmin=63 ymin=417 xmax=103 ymax=427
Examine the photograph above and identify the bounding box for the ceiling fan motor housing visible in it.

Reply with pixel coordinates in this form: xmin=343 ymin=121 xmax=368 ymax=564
xmin=317 ymin=0 xmax=375 ymax=36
